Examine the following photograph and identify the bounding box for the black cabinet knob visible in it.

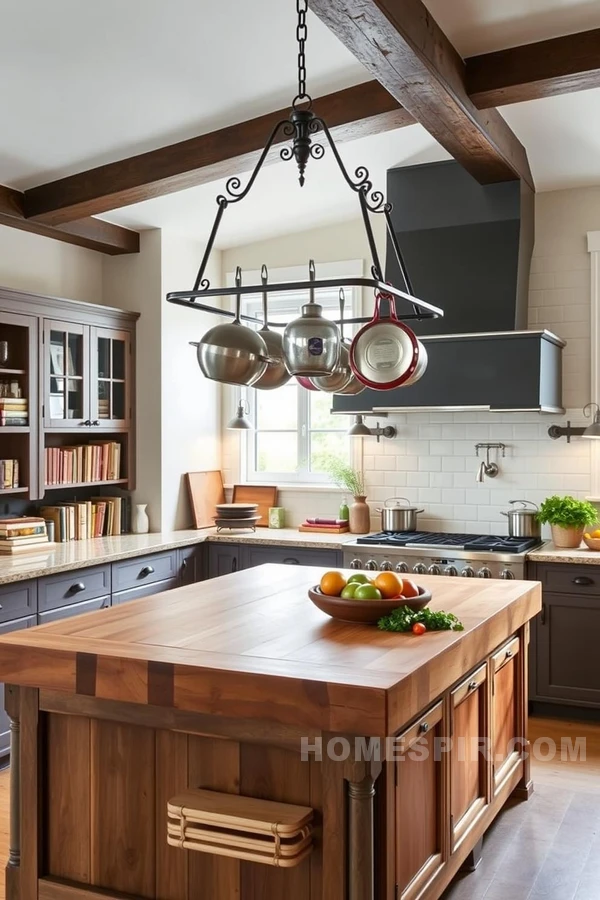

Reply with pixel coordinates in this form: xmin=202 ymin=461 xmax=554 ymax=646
xmin=82 ymin=420 xmax=92 ymax=427
xmin=139 ymin=565 xmax=154 ymax=578
xmin=419 ymin=722 xmax=429 ymax=734
xmin=573 ymin=576 xmax=594 ymax=586
xmin=232 ymin=557 xmax=238 ymax=573
xmin=468 ymin=681 xmax=478 ymax=691
xmin=283 ymin=557 xmax=300 ymax=565
xmin=69 ymin=583 xmax=86 ymax=594
xmin=92 ymin=420 xmax=100 ymax=427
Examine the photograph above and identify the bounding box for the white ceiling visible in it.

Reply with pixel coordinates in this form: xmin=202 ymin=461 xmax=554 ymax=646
xmin=2 ymin=0 xmax=600 ymax=247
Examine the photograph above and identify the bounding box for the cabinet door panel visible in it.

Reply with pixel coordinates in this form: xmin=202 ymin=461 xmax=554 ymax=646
xmin=492 ymin=637 xmax=522 ymax=790
xmin=450 ymin=664 xmax=488 ymax=849
xmin=0 ymin=615 xmax=36 ymax=758
xmin=536 ymin=592 xmax=600 ymax=706
xmin=90 ymin=327 xmax=131 ymax=428
xmin=178 ymin=545 xmax=201 ymax=585
xmin=208 ymin=544 xmax=240 ymax=578
xmin=396 ymin=701 xmax=445 ymax=900
xmin=43 ymin=320 xmax=90 ymax=428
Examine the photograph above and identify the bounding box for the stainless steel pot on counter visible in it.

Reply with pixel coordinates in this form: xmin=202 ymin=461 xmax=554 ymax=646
xmin=376 ymin=497 xmax=424 ymax=533
xmin=501 ymin=500 xmax=541 ymax=538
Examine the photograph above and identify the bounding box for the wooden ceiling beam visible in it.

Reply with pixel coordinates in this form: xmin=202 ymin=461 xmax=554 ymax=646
xmin=310 ymin=0 xmax=534 ymax=190
xmin=0 ymin=185 xmax=139 ymax=255
xmin=23 ymin=82 xmax=415 ymax=226
xmin=467 ymin=28 xmax=600 ymax=108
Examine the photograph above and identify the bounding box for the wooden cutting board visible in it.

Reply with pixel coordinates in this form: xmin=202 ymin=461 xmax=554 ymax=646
xmin=232 ymin=485 xmax=278 ymax=528
xmin=186 ymin=471 xmax=225 ymax=529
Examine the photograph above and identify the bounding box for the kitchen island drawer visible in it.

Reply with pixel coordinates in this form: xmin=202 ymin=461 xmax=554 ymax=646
xmin=0 ymin=580 xmax=37 ymax=623
xmin=240 ymin=545 xmax=341 ymax=569
xmin=38 ymin=565 xmax=111 ymax=611
xmin=112 ymin=577 xmax=179 ymax=605
xmin=534 ymin=563 xmax=600 ymax=596
xmin=38 ymin=595 xmax=110 ymax=624
xmin=112 ymin=551 xmax=178 ymax=592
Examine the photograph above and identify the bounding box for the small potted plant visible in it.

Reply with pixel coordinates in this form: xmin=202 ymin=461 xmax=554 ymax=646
xmin=325 ymin=459 xmax=370 ymax=534
xmin=537 ymin=495 xmax=597 ymax=549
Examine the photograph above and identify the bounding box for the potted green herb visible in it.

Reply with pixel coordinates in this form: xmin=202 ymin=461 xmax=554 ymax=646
xmin=325 ymin=459 xmax=370 ymax=533
xmin=537 ymin=495 xmax=597 ymax=549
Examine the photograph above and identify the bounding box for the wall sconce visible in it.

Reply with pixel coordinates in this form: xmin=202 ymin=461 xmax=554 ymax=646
xmin=347 ymin=414 xmax=397 ymax=443
xmin=227 ymin=398 xmax=253 ymax=430
xmin=548 ymin=403 xmax=600 ymax=442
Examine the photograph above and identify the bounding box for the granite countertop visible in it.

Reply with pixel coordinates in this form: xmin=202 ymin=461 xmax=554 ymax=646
xmin=526 ymin=542 xmax=600 ymax=565
xmin=0 ymin=526 xmax=357 ymax=586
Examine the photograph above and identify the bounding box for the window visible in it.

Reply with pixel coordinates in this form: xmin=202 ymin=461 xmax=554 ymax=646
xmin=231 ymin=263 xmax=361 ymax=484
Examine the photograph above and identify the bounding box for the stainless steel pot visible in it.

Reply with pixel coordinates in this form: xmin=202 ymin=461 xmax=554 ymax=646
xmin=376 ymin=497 xmax=424 ymax=533
xmin=501 ymin=500 xmax=541 ymax=538
xmin=310 ymin=288 xmax=355 ymax=394
xmin=253 ymin=266 xmax=291 ymax=391
xmin=283 ymin=260 xmax=340 ymax=377
xmin=195 ymin=268 xmax=273 ymax=387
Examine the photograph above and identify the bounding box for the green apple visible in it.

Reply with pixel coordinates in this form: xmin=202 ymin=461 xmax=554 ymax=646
xmin=354 ymin=584 xmax=382 ymax=601
xmin=341 ymin=583 xmax=359 ymax=599
xmin=347 ymin=573 xmax=371 ymax=585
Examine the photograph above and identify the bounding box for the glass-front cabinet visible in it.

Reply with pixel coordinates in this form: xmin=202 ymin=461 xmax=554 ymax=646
xmin=90 ymin=327 xmax=131 ymax=428
xmin=43 ymin=322 xmax=130 ymax=430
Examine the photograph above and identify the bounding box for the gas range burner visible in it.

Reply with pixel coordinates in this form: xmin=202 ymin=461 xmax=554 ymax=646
xmin=356 ymin=531 xmax=542 ymax=554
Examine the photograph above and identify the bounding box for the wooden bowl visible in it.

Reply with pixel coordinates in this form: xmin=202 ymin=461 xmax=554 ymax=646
xmin=307 ymin=585 xmax=431 ymax=624
xmin=582 ymin=531 xmax=600 ymax=551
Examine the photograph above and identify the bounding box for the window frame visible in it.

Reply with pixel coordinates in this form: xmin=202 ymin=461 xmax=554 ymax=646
xmin=226 ymin=261 xmax=363 ymax=486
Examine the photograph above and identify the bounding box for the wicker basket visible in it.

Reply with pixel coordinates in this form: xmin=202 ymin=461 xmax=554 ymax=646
xmin=167 ymin=789 xmax=314 ymax=868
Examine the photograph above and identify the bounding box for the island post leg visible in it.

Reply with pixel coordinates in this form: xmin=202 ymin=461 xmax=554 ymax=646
xmin=346 ymin=756 xmax=383 ymax=900
xmin=5 ymin=685 xmax=20 ymax=900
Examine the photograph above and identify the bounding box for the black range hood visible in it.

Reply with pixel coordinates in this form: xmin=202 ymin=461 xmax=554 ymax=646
xmin=333 ymin=160 xmax=565 ymax=414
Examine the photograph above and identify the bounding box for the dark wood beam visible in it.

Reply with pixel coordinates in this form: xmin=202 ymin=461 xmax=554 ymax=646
xmin=467 ymin=28 xmax=600 ymax=108
xmin=0 ymin=185 xmax=139 ymax=255
xmin=310 ymin=0 xmax=534 ymax=190
xmin=24 ymin=82 xmax=415 ymax=226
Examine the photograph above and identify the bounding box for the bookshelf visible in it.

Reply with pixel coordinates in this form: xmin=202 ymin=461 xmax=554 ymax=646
xmin=0 ymin=286 xmax=138 ymax=509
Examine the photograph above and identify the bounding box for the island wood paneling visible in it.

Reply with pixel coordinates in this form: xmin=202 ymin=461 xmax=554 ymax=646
xmin=240 ymin=744 xmax=312 ymax=900
xmin=47 ymin=715 xmax=91 ymax=882
xmin=90 ymin=720 xmax=155 ymax=896
xmin=188 ymin=736 xmax=241 ymax=899
xmin=155 ymin=730 xmax=188 ymax=900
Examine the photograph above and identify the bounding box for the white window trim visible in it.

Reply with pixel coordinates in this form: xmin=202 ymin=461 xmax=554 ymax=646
xmin=587 ymin=232 xmax=600 ymax=499
xmin=224 ymin=260 xmax=364 ymax=488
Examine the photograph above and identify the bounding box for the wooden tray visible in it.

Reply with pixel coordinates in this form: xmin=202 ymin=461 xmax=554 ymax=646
xmin=232 ymin=484 xmax=278 ymax=528
xmin=186 ymin=471 xmax=225 ymax=528
xmin=167 ymin=789 xmax=313 ymax=868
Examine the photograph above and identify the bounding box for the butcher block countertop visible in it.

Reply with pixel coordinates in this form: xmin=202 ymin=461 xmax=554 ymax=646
xmin=0 ymin=564 xmax=541 ymax=736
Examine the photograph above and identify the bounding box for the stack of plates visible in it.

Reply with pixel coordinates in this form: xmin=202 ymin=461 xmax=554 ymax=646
xmin=214 ymin=503 xmax=261 ymax=531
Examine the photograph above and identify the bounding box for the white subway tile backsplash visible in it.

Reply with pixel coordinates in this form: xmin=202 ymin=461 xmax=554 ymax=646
xmin=419 ymin=457 xmax=442 ymax=472
xmin=442 ymin=457 xmax=466 ymax=472
xmin=430 ymin=440 xmax=454 ymax=456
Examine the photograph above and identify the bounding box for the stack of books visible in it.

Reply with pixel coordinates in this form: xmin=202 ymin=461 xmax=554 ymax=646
xmin=0 ymin=398 xmax=28 ymax=426
xmin=41 ymin=496 xmax=131 ymax=542
xmin=0 ymin=517 xmax=52 ymax=554
xmin=45 ymin=440 xmax=121 ymax=485
xmin=298 ymin=517 xmax=350 ymax=534
xmin=98 ymin=398 xmax=110 ymax=418
xmin=0 ymin=459 xmax=19 ymax=489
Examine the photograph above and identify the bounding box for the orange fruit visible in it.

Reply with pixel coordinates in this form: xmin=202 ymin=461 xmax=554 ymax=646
xmin=374 ymin=571 xmax=403 ymax=599
xmin=319 ymin=571 xmax=347 ymax=596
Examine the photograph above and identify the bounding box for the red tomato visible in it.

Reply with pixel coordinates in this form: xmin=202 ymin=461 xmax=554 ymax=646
xmin=401 ymin=579 xmax=420 ymax=599
xmin=412 ymin=622 xmax=426 ymax=636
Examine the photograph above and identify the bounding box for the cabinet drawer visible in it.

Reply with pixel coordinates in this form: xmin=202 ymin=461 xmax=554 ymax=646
xmin=38 ymin=565 xmax=111 ymax=612
xmin=112 ymin=577 xmax=178 ymax=605
xmin=112 ymin=551 xmax=177 ymax=592
xmin=396 ymin=700 xmax=443 ymax=753
xmin=492 ymin=636 xmax=520 ymax=673
xmin=240 ymin=545 xmax=340 ymax=569
xmin=0 ymin=580 xmax=37 ymax=623
xmin=536 ymin=564 xmax=600 ymax=596
xmin=38 ymin=596 xmax=110 ymax=624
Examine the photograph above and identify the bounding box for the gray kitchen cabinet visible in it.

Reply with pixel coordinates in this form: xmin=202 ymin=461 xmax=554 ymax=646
xmin=207 ymin=543 xmax=241 ymax=578
xmin=528 ymin=562 xmax=600 ymax=711
xmin=0 ymin=580 xmax=37 ymax=624
xmin=112 ymin=578 xmax=178 ymax=605
xmin=38 ymin=565 xmax=111 ymax=613
xmin=178 ymin=545 xmax=202 ymax=585
xmin=112 ymin=550 xmax=178 ymax=593
xmin=239 ymin=544 xmax=342 ymax=570
xmin=38 ymin=595 xmax=110 ymax=624
xmin=0 ymin=614 xmax=36 ymax=759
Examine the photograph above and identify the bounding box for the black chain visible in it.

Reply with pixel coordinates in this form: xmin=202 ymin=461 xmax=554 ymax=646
xmin=294 ymin=0 xmax=310 ymax=106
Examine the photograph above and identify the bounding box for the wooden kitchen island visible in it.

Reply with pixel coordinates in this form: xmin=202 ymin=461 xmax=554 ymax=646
xmin=0 ymin=564 xmax=540 ymax=900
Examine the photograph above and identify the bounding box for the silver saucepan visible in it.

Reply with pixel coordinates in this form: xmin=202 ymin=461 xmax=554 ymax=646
xmin=501 ymin=500 xmax=541 ymax=538
xmin=376 ymin=497 xmax=424 ymax=533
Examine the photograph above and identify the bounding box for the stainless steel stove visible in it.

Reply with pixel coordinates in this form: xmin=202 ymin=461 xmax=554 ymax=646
xmin=342 ymin=531 xmax=543 ymax=580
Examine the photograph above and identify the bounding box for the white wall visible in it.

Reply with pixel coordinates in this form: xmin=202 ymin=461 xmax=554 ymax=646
xmin=0 ymin=224 xmax=103 ymax=303
xmin=220 ymin=187 xmax=598 ymax=534
xmin=161 ymin=232 xmax=221 ymax=530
